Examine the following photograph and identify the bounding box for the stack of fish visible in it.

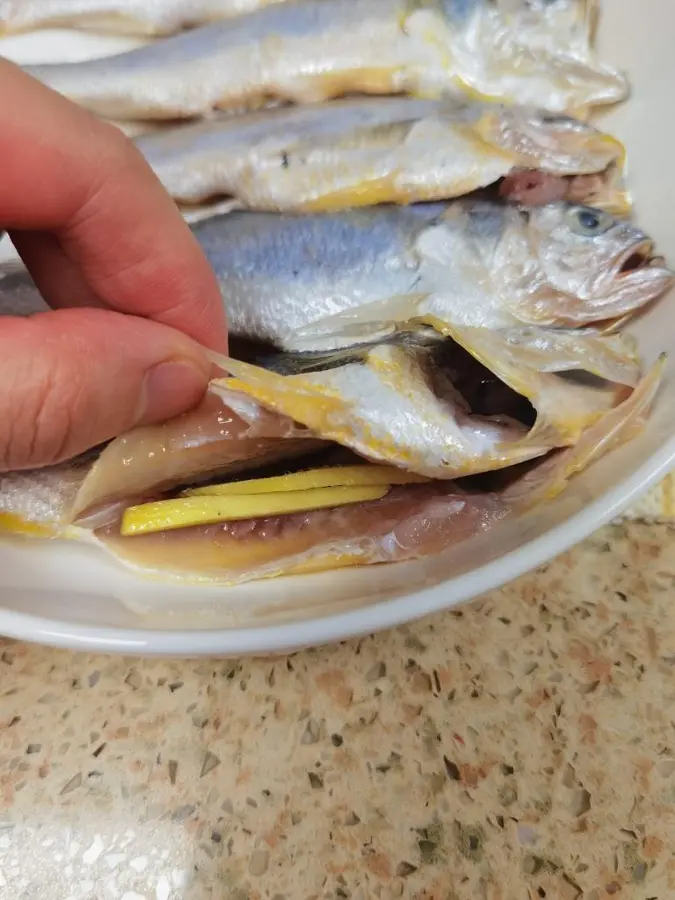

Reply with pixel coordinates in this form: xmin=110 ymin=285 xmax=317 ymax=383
xmin=0 ymin=0 xmax=672 ymax=585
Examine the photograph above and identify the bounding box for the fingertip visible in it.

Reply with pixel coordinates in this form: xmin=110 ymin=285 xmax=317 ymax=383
xmin=137 ymin=359 xmax=211 ymax=427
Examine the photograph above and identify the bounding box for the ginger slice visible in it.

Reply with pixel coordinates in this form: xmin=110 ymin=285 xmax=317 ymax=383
xmin=184 ymin=465 xmax=428 ymax=497
xmin=121 ymin=484 xmax=390 ymax=536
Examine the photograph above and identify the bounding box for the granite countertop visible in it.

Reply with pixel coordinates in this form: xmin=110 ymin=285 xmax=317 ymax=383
xmin=0 ymin=520 xmax=674 ymax=900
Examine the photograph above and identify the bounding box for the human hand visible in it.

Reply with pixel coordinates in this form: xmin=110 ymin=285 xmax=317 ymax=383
xmin=0 ymin=59 xmax=228 ymax=473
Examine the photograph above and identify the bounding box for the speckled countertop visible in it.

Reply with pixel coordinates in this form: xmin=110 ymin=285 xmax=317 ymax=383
xmin=1 ymin=521 xmax=675 ymax=900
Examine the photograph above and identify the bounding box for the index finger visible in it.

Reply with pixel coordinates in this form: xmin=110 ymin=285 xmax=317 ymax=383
xmin=0 ymin=58 xmax=227 ymax=352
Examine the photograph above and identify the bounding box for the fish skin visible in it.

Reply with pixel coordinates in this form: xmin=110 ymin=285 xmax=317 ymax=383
xmin=0 ymin=0 xmax=288 ymax=35
xmin=189 ymin=200 xmax=673 ymax=348
xmin=132 ymin=96 xmax=626 ymax=210
xmin=0 ymin=457 xmax=91 ymax=537
xmin=21 ymin=0 xmax=627 ymax=120
xmin=71 ymin=389 xmax=322 ymax=521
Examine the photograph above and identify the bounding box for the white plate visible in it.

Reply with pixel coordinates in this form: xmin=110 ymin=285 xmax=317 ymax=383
xmin=0 ymin=3 xmax=673 ymax=657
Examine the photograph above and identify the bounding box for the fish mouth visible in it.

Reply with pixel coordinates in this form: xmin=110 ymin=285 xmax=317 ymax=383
xmin=598 ymin=237 xmax=675 ymax=317
xmin=611 ymin=238 xmax=674 ymax=289
xmin=615 ymin=239 xmax=657 ymax=278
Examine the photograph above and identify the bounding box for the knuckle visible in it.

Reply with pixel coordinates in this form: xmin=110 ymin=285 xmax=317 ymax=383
xmin=94 ymin=118 xmax=140 ymax=171
xmin=96 ymin=122 xmax=158 ymax=194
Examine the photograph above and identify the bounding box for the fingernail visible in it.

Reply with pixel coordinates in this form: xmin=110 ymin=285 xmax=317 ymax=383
xmin=137 ymin=359 xmax=208 ymax=425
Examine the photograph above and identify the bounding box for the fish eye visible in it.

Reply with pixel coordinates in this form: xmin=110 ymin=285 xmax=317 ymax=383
xmin=539 ymin=113 xmax=576 ymax=126
xmin=567 ymin=206 xmax=613 ymax=237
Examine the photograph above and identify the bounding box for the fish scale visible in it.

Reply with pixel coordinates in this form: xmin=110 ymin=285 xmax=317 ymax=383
xmin=194 ymin=204 xmax=442 ymax=343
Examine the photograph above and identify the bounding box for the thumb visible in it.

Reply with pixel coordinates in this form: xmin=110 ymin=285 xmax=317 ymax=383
xmin=0 ymin=307 xmax=211 ymax=472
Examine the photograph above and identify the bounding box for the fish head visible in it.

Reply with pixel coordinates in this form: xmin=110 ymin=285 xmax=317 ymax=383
xmin=421 ymin=0 xmax=627 ymax=116
xmin=477 ymin=107 xmax=625 ymax=179
xmin=504 ymin=203 xmax=674 ymax=326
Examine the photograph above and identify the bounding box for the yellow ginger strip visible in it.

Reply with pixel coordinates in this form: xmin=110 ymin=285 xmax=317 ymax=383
xmin=184 ymin=465 xmax=428 ymax=497
xmin=121 ymin=485 xmax=390 ymax=536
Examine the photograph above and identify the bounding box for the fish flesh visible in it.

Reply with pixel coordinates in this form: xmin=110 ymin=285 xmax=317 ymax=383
xmin=96 ymin=480 xmax=510 ymax=583
xmin=0 ymin=0 xmax=290 ymax=35
xmin=21 ymin=0 xmax=627 ymax=120
xmin=188 ymin=200 xmax=672 ymax=348
xmin=132 ymin=96 xmax=628 ymax=211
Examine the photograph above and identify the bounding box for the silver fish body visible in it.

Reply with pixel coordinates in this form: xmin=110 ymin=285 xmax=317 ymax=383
xmin=22 ymin=0 xmax=627 ymax=120
xmin=195 ymin=203 xmax=447 ymax=344
xmin=1 ymin=199 xmax=671 ymax=348
xmin=133 ymin=96 xmax=626 ymax=210
xmin=191 ymin=200 xmax=673 ymax=348
xmin=0 ymin=0 xmax=289 ymax=35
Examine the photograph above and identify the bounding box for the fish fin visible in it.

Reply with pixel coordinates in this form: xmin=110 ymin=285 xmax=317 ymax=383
xmin=590 ymin=164 xmax=632 ymax=217
xmin=211 ymin=360 xmax=347 ymax=439
xmin=258 ymin=325 xmax=443 ymax=375
xmin=283 ymin=293 xmax=433 ymax=353
xmin=505 ymin=354 xmax=666 ymax=508
xmin=255 ymin=344 xmax=374 ymax=376
xmin=180 ymin=198 xmax=243 ymax=224
xmin=434 ymin=323 xmax=639 ymax=445
xmin=444 ymin=325 xmax=641 ymax=384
